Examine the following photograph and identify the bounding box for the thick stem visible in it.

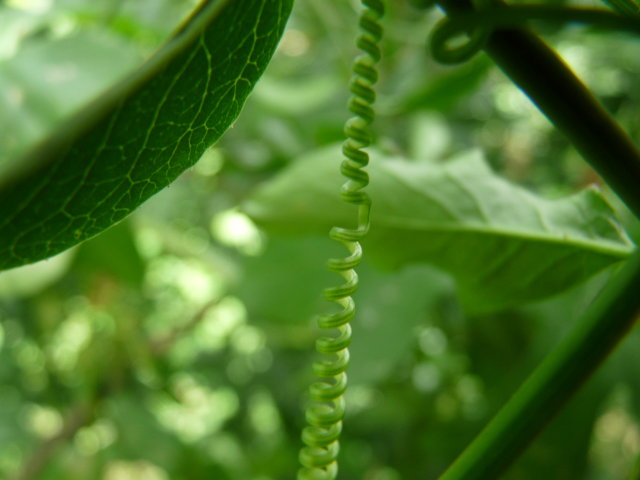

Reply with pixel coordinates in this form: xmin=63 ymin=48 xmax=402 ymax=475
xmin=438 ymin=251 xmax=640 ymax=479
xmin=436 ymin=0 xmax=640 ymax=219
xmin=432 ymin=6 xmax=640 ymax=477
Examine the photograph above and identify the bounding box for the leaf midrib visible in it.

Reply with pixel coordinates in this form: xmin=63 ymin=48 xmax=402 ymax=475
xmin=372 ymin=215 xmax=634 ymax=257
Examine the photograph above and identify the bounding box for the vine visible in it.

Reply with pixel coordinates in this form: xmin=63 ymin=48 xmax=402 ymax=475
xmin=297 ymin=1 xmax=384 ymax=479
xmin=431 ymin=0 xmax=640 ymax=218
xmin=423 ymin=2 xmax=640 ymax=478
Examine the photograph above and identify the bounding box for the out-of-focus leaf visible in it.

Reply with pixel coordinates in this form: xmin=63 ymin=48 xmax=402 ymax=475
xmin=237 ymin=236 xmax=338 ymax=327
xmin=0 ymin=251 xmax=73 ymax=297
xmin=72 ymin=221 xmax=145 ymax=287
xmin=244 ymin=145 xmax=634 ymax=312
xmin=106 ymin=393 xmax=181 ymax=469
xmin=349 ymin=261 xmax=453 ymax=385
xmin=0 ymin=0 xmax=293 ymax=271
xmin=389 ymin=56 xmax=492 ymax=113
xmin=237 ymin=234 xmax=454 ymax=384
xmin=252 ymin=74 xmax=342 ymax=116
xmin=0 ymin=29 xmax=142 ymax=164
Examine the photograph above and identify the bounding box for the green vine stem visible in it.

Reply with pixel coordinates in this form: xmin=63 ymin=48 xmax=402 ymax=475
xmin=297 ymin=1 xmax=383 ymax=479
xmin=428 ymin=3 xmax=640 ymax=477
xmin=434 ymin=0 xmax=640 ymax=219
xmin=438 ymin=251 xmax=640 ymax=479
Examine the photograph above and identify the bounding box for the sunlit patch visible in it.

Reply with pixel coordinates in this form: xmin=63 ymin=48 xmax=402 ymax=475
xmin=74 ymin=420 xmax=117 ymax=456
xmin=278 ymin=29 xmax=310 ymax=57
xmin=0 ymin=29 xmax=21 ymax=60
xmin=12 ymin=336 xmax=49 ymax=391
xmin=206 ymin=433 xmax=244 ymax=472
xmin=230 ymin=325 xmax=264 ymax=355
xmin=174 ymin=261 xmax=215 ymax=303
xmin=0 ymin=250 xmax=73 ymax=297
xmin=195 ymin=296 xmax=246 ymax=352
xmin=590 ymin=400 xmax=640 ymax=477
xmin=47 ymin=311 xmax=93 ymax=373
xmin=49 ymin=14 xmax=76 ymax=38
xmin=412 ymin=361 xmax=441 ymax=393
xmin=22 ymin=404 xmax=62 ymax=438
xmin=15 ymin=340 xmax=45 ymax=374
xmin=134 ymin=226 xmax=163 ymax=259
xmin=103 ymin=460 xmax=169 ymax=480
xmin=248 ymin=389 xmax=282 ymax=437
xmin=418 ymin=326 xmax=447 ymax=357
xmin=0 ymin=445 xmax=22 ymax=475
xmin=409 ymin=113 xmax=451 ymax=162
xmin=194 ymin=147 xmax=224 ymax=177
xmin=210 ymin=209 xmax=264 ymax=256
xmin=146 ymin=256 xmax=223 ymax=305
xmin=6 ymin=0 xmax=52 ymax=14
xmin=345 ymin=385 xmax=377 ymax=414
xmin=557 ymin=42 xmax=590 ymax=82
xmin=153 ymin=374 xmax=239 ymax=443
xmin=492 ymin=83 xmax=535 ymax=118
xmin=365 ymin=466 xmax=402 ymax=480
xmin=248 ymin=347 xmax=273 ymax=374
xmin=157 ymin=297 xmax=245 ymax=366
xmin=597 ymin=408 xmax=640 ymax=448
xmin=591 ymin=67 xmax=624 ymax=97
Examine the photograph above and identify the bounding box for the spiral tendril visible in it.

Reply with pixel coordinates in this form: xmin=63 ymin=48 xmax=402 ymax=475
xmin=430 ymin=3 xmax=640 ymax=65
xmin=297 ymin=1 xmax=383 ymax=479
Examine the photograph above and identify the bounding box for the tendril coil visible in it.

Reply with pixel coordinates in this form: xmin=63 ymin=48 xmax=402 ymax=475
xmin=297 ymin=1 xmax=383 ymax=479
xmin=430 ymin=3 xmax=640 ymax=65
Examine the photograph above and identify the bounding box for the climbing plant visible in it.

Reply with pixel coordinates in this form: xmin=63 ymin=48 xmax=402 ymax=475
xmin=0 ymin=0 xmax=639 ymax=479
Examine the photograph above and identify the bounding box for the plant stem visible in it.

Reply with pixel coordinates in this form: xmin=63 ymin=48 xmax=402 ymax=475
xmin=436 ymin=0 xmax=640 ymax=219
xmin=431 ymin=5 xmax=640 ymax=476
xmin=438 ymin=251 xmax=640 ymax=479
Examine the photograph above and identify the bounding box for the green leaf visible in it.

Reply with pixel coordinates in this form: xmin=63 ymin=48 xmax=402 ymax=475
xmin=392 ymin=56 xmax=492 ymax=114
xmin=72 ymin=220 xmax=146 ymax=287
xmin=0 ymin=0 xmax=293 ymax=270
xmin=0 ymin=24 xmax=145 ymax=164
xmin=349 ymin=261 xmax=453 ymax=385
xmin=243 ymin=145 xmax=635 ymax=312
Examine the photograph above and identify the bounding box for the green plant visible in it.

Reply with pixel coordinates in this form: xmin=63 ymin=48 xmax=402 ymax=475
xmin=0 ymin=0 xmax=639 ymax=479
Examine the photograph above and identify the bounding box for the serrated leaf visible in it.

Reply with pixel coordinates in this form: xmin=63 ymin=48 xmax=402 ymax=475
xmin=243 ymin=145 xmax=635 ymax=312
xmin=0 ymin=0 xmax=293 ymax=270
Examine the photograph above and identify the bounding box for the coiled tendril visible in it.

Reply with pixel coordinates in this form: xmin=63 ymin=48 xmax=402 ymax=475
xmin=430 ymin=3 xmax=640 ymax=65
xmin=297 ymin=1 xmax=383 ymax=479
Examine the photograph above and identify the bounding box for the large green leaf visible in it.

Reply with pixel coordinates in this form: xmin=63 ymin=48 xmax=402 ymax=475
xmin=0 ymin=0 xmax=293 ymax=270
xmin=243 ymin=145 xmax=635 ymax=312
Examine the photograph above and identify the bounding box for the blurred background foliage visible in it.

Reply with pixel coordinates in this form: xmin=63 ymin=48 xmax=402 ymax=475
xmin=0 ymin=0 xmax=639 ymax=479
